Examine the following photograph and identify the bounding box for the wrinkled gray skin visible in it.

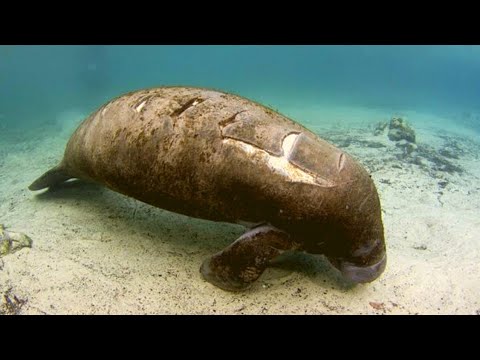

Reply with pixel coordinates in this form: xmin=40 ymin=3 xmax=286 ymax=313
xmin=29 ymin=87 xmax=386 ymax=291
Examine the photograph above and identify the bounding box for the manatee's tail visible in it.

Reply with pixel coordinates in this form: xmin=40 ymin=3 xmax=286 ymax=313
xmin=28 ymin=165 xmax=73 ymax=191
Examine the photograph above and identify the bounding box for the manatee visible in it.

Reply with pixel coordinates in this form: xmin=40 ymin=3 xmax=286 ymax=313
xmin=29 ymin=87 xmax=387 ymax=291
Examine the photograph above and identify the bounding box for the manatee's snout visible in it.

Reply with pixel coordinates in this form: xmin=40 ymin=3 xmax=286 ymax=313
xmin=340 ymin=235 xmax=387 ymax=283
xmin=338 ymin=253 xmax=387 ymax=283
xmin=327 ymin=235 xmax=387 ymax=284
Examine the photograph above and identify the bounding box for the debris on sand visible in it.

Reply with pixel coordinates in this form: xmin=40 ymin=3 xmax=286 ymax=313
xmin=388 ymin=117 xmax=416 ymax=143
xmin=0 ymin=224 xmax=33 ymax=257
xmin=373 ymin=121 xmax=388 ymax=136
xmin=0 ymin=288 xmax=27 ymax=315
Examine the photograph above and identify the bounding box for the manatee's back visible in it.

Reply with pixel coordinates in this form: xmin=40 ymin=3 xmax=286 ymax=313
xmin=29 ymin=87 xmax=311 ymax=221
xmin=29 ymin=86 xmax=362 ymax=226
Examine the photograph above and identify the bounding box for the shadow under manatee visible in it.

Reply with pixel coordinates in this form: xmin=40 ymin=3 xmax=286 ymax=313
xmin=269 ymin=251 xmax=357 ymax=291
xmin=32 ymin=179 xmax=242 ymax=252
xmin=32 ymin=179 xmax=357 ymax=292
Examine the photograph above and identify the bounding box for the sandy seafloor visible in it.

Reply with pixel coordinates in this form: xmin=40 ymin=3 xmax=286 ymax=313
xmin=1 ymin=105 xmax=479 ymax=315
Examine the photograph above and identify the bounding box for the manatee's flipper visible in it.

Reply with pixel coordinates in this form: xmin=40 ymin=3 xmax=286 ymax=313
xmin=200 ymin=225 xmax=300 ymax=291
xmin=28 ymin=165 xmax=72 ymax=191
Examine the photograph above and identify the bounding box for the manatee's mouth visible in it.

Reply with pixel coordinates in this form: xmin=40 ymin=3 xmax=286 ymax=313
xmin=337 ymin=253 xmax=387 ymax=283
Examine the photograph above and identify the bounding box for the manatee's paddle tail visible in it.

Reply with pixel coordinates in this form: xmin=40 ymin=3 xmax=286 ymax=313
xmin=28 ymin=165 xmax=72 ymax=191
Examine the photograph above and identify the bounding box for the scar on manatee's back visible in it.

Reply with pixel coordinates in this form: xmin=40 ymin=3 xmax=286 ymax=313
xmin=171 ymin=98 xmax=206 ymax=117
xmin=218 ymin=110 xmax=247 ymax=129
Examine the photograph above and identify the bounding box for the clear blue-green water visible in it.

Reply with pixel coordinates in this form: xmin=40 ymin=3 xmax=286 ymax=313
xmin=1 ymin=45 xmax=480 ymax=314
xmin=1 ymin=45 xmax=480 ymax=131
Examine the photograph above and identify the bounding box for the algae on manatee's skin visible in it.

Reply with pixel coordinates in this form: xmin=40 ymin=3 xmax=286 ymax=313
xmin=0 ymin=224 xmax=33 ymax=257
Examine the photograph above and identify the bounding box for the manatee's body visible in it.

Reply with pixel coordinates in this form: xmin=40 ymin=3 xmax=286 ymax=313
xmin=30 ymin=87 xmax=386 ymax=291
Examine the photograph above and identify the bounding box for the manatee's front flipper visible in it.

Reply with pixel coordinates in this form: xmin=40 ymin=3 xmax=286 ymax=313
xmin=200 ymin=225 xmax=300 ymax=291
xmin=28 ymin=165 xmax=72 ymax=191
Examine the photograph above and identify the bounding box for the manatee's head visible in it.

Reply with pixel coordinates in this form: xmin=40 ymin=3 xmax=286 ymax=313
xmin=326 ymin=171 xmax=387 ymax=284
xmin=312 ymin=150 xmax=387 ymax=284
xmin=316 ymin=215 xmax=386 ymax=284
xmin=280 ymin=133 xmax=387 ymax=284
